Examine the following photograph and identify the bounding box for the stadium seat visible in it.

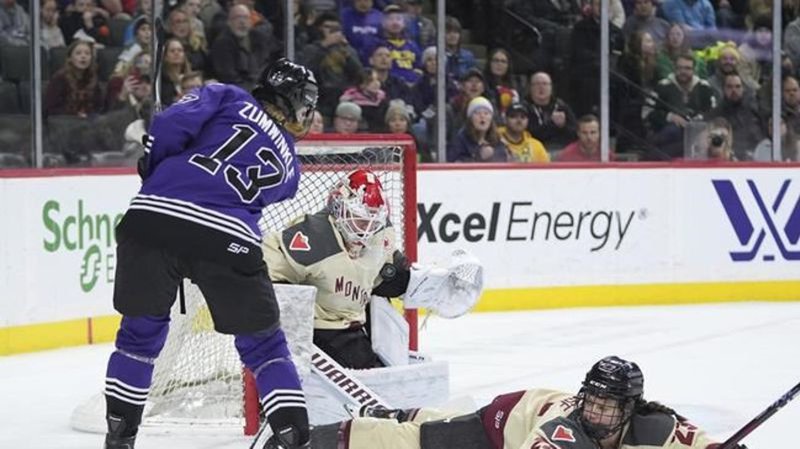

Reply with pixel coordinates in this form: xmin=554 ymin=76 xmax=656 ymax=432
xmin=0 ymin=81 xmax=20 ymax=114
xmin=0 ymin=46 xmax=48 ymax=82
xmin=0 ymin=114 xmax=32 ymax=168
xmin=49 ymin=46 xmax=69 ymax=76
xmin=97 ymin=47 xmax=124 ymax=81
xmin=18 ymin=80 xmax=49 ymax=114
xmin=108 ymin=18 xmax=132 ymax=47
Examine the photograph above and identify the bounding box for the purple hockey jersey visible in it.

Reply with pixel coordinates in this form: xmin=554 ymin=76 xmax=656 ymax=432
xmin=132 ymin=83 xmax=300 ymax=246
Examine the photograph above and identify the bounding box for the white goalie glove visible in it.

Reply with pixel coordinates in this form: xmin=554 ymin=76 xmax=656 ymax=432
xmin=403 ymin=249 xmax=484 ymax=318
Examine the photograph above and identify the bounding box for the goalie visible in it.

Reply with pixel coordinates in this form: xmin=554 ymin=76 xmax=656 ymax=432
xmin=307 ymin=355 xmax=749 ymax=449
xmin=262 ymin=169 xmax=483 ymax=369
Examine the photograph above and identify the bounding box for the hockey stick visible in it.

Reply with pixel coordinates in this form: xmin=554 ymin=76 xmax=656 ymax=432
xmin=719 ymin=380 xmax=800 ymax=449
xmin=248 ymin=345 xmax=393 ymax=449
xmin=309 ymin=344 xmax=393 ymax=409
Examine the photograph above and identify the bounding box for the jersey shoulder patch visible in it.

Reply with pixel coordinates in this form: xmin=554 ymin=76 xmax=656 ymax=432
xmin=622 ymin=411 xmax=676 ymax=447
xmin=281 ymin=211 xmax=343 ymax=266
xmin=539 ymin=416 xmax=594 ymax=449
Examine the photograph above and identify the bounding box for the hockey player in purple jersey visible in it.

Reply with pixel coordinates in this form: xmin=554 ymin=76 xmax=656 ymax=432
xmin=102 ymin=59 xmax=318 ymax=449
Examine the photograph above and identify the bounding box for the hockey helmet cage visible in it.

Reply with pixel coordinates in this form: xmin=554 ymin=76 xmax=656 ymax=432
xmin=578 ymin=356 xmax=644 ymax=440
xmin=327 ymin=169 xmax=389 ymax=256
xmin=252 ymin=58 xmax=318 ymax=138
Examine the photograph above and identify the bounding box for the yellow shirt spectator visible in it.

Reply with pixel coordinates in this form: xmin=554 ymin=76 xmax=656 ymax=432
xmin=498 ymin=102 xmax=551 ymax=163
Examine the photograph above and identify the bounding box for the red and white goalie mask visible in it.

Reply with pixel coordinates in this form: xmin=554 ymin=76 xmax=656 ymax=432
xmin=328 ymin=169 xmax=389 ymax=256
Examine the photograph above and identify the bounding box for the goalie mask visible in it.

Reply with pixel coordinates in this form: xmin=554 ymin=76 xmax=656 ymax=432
xmin=328 ymin=169 xmax=389 ymax=257
xmin=252 ymin=58 xmax=318 ymax=139
xmin=578 ymin=356 xmax=643 ymax=441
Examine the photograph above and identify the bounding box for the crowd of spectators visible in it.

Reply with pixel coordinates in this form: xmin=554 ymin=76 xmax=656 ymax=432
xmin=1 ymin=0 xmax=800 ymax=167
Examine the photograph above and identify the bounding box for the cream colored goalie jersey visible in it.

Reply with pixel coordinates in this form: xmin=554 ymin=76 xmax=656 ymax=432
xmin=345 ymin=389 xmax=723 ymax=449
xmin=262 ymin=210 xmax=396 ymax=330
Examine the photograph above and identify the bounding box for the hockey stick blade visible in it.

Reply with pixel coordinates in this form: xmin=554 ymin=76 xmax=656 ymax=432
xmin=719 ymin=380 xmax=800 ymax=449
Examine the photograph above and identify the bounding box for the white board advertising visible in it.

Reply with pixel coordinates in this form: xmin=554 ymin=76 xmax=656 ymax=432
xmin=416 ymin=167 xmax=800 ymax=289
xmin=0 ymin=175 xmax=140 ymax=327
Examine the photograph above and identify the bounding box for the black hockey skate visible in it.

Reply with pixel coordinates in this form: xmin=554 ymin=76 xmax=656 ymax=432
xmin=104 ymin=414 xmax=137 ymax=449
xmin=263 ymin=425 xmax=310 ymax=449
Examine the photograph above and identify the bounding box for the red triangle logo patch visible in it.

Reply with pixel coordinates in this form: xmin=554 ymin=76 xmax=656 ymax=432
xmin=289 ymin=231 xmax=310 ymax=251
xmin=551 ymin=425 xmax=576 ymax=443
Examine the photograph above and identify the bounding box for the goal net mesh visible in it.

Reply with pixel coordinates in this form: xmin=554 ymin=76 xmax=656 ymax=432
xmin=71 ymin=139 xmax=415 ymax=434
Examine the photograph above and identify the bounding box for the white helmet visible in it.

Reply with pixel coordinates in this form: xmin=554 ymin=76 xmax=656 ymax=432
xmin=328 ymin=169 xmax=389 ymax=255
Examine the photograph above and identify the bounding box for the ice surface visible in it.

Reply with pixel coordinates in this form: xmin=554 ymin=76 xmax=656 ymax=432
xmin=1 ymin=302 xmax=798 ymax=448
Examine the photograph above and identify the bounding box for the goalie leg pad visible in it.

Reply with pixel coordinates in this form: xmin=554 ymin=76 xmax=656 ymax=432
xmin=419 ymin=413 xmax=492 ymax=449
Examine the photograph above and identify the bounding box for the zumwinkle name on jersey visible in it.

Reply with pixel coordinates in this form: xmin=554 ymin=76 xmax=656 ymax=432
xmin=120 ymin=83 xmax=301 ymax=267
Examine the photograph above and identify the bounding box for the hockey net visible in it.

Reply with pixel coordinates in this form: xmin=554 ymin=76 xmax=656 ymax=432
xmin=70 ymin=135 xmax=418 ymax=436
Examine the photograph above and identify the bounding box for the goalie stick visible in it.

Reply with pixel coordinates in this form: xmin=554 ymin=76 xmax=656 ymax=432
xmin=249 ymin=345 xmax=393 ymax=448
xmin=719 ymin=380 xmax=800 ymax=449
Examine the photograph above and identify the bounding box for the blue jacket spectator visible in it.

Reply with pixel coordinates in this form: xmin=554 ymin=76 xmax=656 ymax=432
xmin=661 ymin=0 xmax=716 ymax=30
xmin=444 ymin=16 xmax=475 ymax=82
xmin=366 ymin=5 xmax=422 ymax=85
xmin=341 ymin=0 xmax=383 ymax=64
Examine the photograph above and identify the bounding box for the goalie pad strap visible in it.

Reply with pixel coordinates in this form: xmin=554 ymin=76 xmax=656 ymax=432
xmin=420 ymin=413 xmax=492 ymax=449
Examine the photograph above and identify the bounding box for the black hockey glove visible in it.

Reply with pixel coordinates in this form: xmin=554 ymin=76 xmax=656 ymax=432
xmin=137 ymin=134 xmax=152 ymax=180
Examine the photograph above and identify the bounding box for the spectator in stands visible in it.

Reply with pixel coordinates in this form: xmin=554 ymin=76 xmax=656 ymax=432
xmin=368 ymin=43 xmax=411 ymax=102
xmin=660 ymin=0 xmax=716 ymax=30
xmin=614 ymin=30 xmax=659 ymax=155
xmin=117 ymin=17 xmax=149 ymax=65
xmin=121 ymin=0 xmax=150 ymax=46
xmin=524 ymin=71 xmax=577 ymax=153
xmin=167 ymin=7 xmax=208 ymax=73
xmin=622 ymin=0 xmax=670 ymax=44
xmin=411 ymin=46 xmax=457 ymax=119
xmin=707 ymin=44 xmax=757 ymax=100
xmin=309 ymin=109 xmax=325 ymax=134
xmin=448 ymin=67 xmax=487 ymax=135
xmin=209 ymin=4 xmax=273 ymax=91
xmin=159 ymin=37 xmax=192 ymax=106
xmin=569 ymin=0 xmax=625 ymax=116
xmin=300 ymin=11 xmax=363 ymax=119
xmin=656 ymin=23 xmax=708 ymax=80
xmin=711 ymin=0 xmax=748 ymax=29
xmin=59 ymin=0 xmax=111 ymax=46
xmin=401 ymin=0 xmax=435 ymax=48
xmin=0 ymin=0 xmax=30 ymax=46
xmin=333 ymin=101 xmax=362 ymax=134
xmin=106 ymin=49 xmax=150 ymax=110
xmin=483 ymin=48 xmax=521 ymax=120
xmin=339 ymin=68 xmax=389 ymax=132
xmin=447 ymin=96 xmax=509 ymax=162
xmin=753 ymin=116 xmax=800 ymax=162
xmin=784 ymin=13 xmax=800 ymax=71
xmin=41 ymin=0 xmax=66 ymax=50
xmin=444 ymin=16 xmax=475 ymax=83
xmin=505 ymin=0 xmax=582 ymax=28
xmin=385 ymin=99 xmax=431 ymax=161
xmin=737 ymin=15 xmax=772 ymax=89
xmin=341 ymin=0 xmax=383 ymax=64
xmin=557 ymin=114 xmax=612 ymax=161
xmin=498 ymin=102 xmax=550 ymax=163
xmin=371 ymin=4 xmax=422 ymax=85
xmin=44 ymin=39 xmax=104 ymax=116
xmin=100 ymin=0 xmax=129 ymax=20
xmin=180 ymin=0 xmax=207 ymax=41
xmin=701 ymin=117 xmax=736 ymax=161
xmin=179 ymin=71 xmax=204 ymax=95
xmin=782 ymin=75 xmax=800 ymax=135
xmin=647 ymin=52 xmax=717 ymax=159
xmin=292 ymin=0 xmax=319 ymax=50
xmin=708 ymin=73 xmax=763 ymax=160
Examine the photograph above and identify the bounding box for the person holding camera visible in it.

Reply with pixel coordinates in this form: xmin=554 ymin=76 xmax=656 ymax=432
xmin=707 ymin=73 xmax=763 ymax=161
xmin=704 ymin=117 xmax=736 ymax=161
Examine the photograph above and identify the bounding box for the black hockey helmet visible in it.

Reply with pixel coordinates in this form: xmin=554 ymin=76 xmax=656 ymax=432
xmin=252 ymin=58 xmax=318 ymax=138
xmin=578 ymin=356 xmax=644 ymax=440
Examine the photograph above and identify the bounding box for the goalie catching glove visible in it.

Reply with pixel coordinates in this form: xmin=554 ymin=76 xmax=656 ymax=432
xmin=403 ymin=249 xmax=484 ymax=318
